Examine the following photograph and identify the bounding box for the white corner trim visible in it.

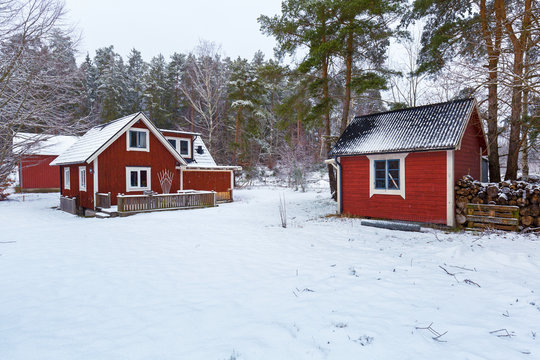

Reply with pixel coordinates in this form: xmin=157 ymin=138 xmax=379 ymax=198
xmin=126 ymin=127 xmax=150 ymax=152
xmin=446 ymin=150 xmax=455 ymax=227
xmin=93 ymin=157 xmax=99 ymax=209
xmin=336 ymin=157 xmax=342 ymax=214
xmin=230 ymin=170 xmax=234 ymax=190
xmin=78 ymin=166 xmax=87 ymax=191
xmin=367 ymin=153 xmax=408 ymax=199
xmin=125 ymin=166 xmax=151 ymax=192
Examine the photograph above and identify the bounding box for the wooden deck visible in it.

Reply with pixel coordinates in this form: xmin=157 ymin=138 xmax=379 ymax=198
xmin=116 ymin=191 xmax=216 ymax=216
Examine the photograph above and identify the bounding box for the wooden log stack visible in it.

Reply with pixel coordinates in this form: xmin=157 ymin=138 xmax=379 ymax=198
xmin=455 ymin=175 xmax=540 ymax=231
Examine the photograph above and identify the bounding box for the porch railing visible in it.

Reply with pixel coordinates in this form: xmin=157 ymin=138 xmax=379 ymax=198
xmin=117 ymin=191 xmax=216 ymax=213
xmin=96 ymin=192 xmax=111 ymax=209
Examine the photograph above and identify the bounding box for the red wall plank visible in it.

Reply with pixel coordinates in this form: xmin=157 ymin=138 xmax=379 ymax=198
xmin=341 ymin=151 xmax=448 ymax=224
xmin=183 ymin=170 xmax=232 ymax=192
xmin=454 ymin=110 xmax=486 ymax=182
xmin=19 ymin=155 xmax=59 ymax=189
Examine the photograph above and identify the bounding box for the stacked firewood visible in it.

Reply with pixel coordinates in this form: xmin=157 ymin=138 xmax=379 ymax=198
xmin=455 ymin=175 xmax=540 ymax=230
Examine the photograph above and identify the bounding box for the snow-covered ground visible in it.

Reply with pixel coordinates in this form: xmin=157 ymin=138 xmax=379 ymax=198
xmin=0 ymin=188 xmax=538 ymax=360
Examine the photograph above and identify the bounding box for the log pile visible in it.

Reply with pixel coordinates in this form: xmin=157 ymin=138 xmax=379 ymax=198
xmin=455 ymin=175 xmax=540 ymax=231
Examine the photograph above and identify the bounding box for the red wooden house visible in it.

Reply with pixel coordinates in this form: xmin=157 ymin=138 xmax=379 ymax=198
xmin=13 ymin=133 xmax=78 ymax=191
xmin=50 ymin=112 xmax=240 ymax=211
xmin=327 ymin=98 xmax=488 ymax=226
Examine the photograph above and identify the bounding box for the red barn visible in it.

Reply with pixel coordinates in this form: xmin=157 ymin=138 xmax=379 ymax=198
xmin=13 ymin=133 xmax=78 ymax=191
xmin=50 ymin=112 xmax=240 ymax=211
xmin=327 ymin=98 xmax=488 ymax=226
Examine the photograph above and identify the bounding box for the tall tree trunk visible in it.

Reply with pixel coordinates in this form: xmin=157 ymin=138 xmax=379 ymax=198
xmin=480 ymin=0 xmax=502 ymax=182
xmin=233 ymin=106 xmax=242 ymax=164
xmin=340 ymin=30 xmax=353 ymax=133
xmin=497 ymin=0 xmax=531 ymax=180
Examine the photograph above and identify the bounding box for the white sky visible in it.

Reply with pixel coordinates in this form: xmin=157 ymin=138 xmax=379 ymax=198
xmin=64 ymin=0 xmax=283 ymax=63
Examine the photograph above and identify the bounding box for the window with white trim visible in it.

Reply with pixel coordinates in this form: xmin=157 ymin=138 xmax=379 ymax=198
xmin=374 ymin=159 xmax=400 ymax=190
xmin=367 ymin=153 xmax=407 ymax=198
xmin=79 ymin=166 xmax=86 ymax=191
xmin=126 ymin=167 xmax=151 ymax=191
xmin=127 ymin=128 xmax=149 ymax=151
xmin=64 ymin=167 xmax=70 ymax=190
xmin=166 ymin=136 xmax=191 ymax=157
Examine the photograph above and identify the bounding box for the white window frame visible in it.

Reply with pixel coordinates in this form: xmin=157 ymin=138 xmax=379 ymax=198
xmin=79 ymin=166 xmax=87 ymax=191
xmin=165 ymin=136 xmax=191 ymax=158
xmin=366 ymin=153 xmax=407 ymax=199
xmin=125 ymin=166 xmax=151 ymax=192
xmin=64 ymin=167 xmax=70 ymax=190
xmin=126 ymin=128 xmax=150 ymax=152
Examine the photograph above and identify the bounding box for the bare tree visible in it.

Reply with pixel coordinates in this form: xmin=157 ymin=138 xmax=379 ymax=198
xmin=180 ymin=41 xmax=228 ymax=154
xmin=0 ymin=0 xmax=87 ymax=197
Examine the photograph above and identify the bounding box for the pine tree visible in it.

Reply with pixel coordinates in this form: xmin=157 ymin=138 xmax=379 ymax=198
xmin=125 ymin=48 xmax=147 ymax=114
xmin=144 ymin=54 xmax=170 ymax=127
xmin=94 ymin=46 xmax=127 ymax=122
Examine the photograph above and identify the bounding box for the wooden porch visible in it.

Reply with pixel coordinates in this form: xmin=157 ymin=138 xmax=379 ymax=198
xmin=114 ymin=190 xmax=217 ymax=216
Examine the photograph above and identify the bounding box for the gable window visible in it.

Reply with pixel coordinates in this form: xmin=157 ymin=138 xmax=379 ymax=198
xmin=165 ymin=136 xmax=191 ymax=158
xmin=79 ymin=166 xmax=87 ymax=191
xmin=64 ymin=167 xmax=70 ymax=190
xmin=127 ymin=128 xmax=149 ymax=151
xmin=367 ymin=153 xmax=407 ymax=198
xmin=126 ymin=167 xmax=151 ymax=191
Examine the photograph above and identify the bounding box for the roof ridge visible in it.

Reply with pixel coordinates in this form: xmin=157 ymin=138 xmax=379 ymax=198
xmin=92 ymin=112 xmax=141 ymax=130
xmin=352 ymin=98 xmax=475 ymax=120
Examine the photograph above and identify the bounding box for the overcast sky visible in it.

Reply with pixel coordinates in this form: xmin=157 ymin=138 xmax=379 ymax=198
xmin=64 ymin=0 xmax=283 ymax=63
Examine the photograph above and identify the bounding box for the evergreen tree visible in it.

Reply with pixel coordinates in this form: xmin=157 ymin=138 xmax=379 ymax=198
xmin=125 ymin=48 xmax=147 ymax=114
xmin=144 ymin=54 xmax=170 ymax=127
xmin=94 ymin=46 xmax=127 ymax=122
xmin=166 ymin=52 xmax=187 ymax=127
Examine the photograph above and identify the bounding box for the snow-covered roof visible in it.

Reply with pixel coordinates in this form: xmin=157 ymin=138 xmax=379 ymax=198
xmin=13 ymin=133 xmax=78 ymax=156
xmin=51 ymin=113 xmax=187 ymax=166
xmin=329 ymin=98 xmax=478 ymax=157
xmin=189 ymin=136 xmax=217 ymax=167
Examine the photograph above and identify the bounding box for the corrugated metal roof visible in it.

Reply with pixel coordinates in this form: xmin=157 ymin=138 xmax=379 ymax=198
xmin=51 ymin=113 xmax=140 ymax=165
xmin=329 ymin=98 xmax=476 ymax=157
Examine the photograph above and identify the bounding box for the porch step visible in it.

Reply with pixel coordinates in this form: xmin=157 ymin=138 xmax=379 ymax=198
xmin=95 ymin=212 xmax=111 ymax=219
xmin=96 ymin=206 xmax=119 ymax=217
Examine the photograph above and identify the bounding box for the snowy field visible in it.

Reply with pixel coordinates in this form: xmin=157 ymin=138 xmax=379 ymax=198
xmin=0 ymin=188 xmax=539 ymax=360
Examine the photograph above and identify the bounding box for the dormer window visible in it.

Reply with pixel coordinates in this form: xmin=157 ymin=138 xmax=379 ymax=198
xmin=127 ymin=128 xmax=149 ymax=151
xmin=165 ymin=136 xmax=191 ymax=157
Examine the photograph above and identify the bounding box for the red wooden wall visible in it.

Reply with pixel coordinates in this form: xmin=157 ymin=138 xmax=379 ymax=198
xmin=341 ymin=151 xmax=448 ymax=224
xmin=97 ymin=120 xmax=181 ymax=206
xmin=454 ymin=111 xmax=487 ymax=182
xmin=183 ymin=170 xmax=232 ymax=193
xmin=60 ymin=163 xmax=94 ymax=209
xmin=19 ymin=155 xmax=59 ymax=189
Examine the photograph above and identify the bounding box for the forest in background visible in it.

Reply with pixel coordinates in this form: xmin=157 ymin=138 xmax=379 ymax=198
xmin=1 ymin=0 xmax=538 ymax=199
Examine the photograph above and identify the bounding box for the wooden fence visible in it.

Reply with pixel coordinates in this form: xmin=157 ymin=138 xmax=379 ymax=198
xmin=466 ymin=203 xmax=519 ymax=231
xmin=96 ymin=192 xmax=111 ymax=209
xmin=117 ymin=191 xmax=216 ymax=214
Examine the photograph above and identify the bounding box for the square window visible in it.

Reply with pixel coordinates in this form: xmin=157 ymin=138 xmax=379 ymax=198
xmin=126 ymin=167 xmax=151 ymax=191
xmin=127 ymin=129 xmax=149 ymax=151
xmin=373 ymin=159 xmax=400 ymax=190
xmin=368 ymin=154 xmax=407 ymax=199
xmin=168 ymin=139 xmax=177 ymax=148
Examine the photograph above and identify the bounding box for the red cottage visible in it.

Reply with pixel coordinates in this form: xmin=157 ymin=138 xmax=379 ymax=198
xmin=50 ymin=112 xmax=240 ymax=211
xmin=13 ymin=133 xmax=78 ymax=192
xmin=326 ymin=98 xmax=488 ymax=226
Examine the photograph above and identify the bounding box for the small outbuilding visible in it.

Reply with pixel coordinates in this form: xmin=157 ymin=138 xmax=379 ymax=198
xmin=13 ymin=133 xmax=78 ymax=192
xmin=327 ymin=98 xmax=488 ymax=226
